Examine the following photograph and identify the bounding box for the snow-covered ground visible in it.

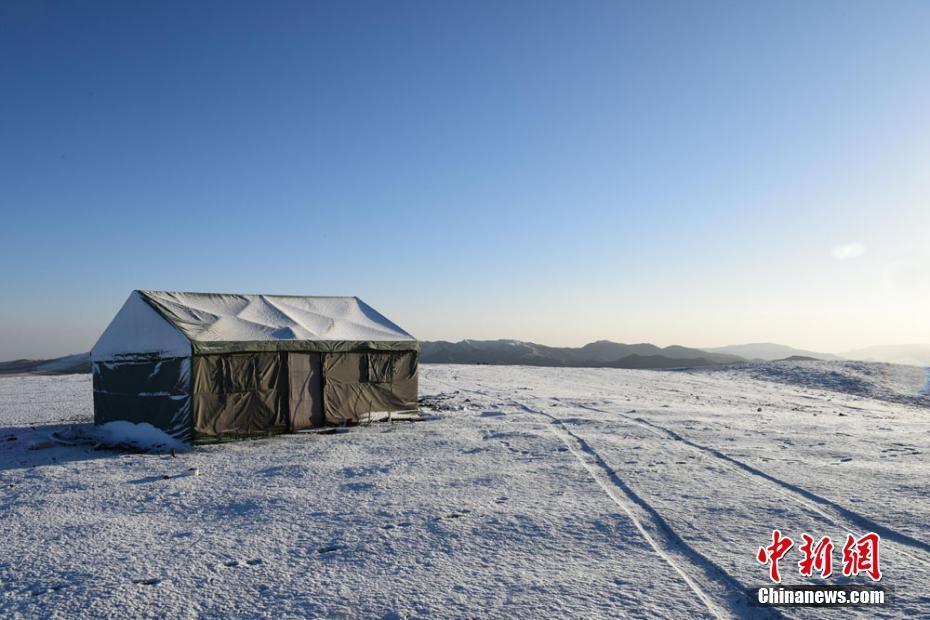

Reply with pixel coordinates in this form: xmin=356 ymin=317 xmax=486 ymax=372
xmin=1 ymin=361 xmax=928 ymax=618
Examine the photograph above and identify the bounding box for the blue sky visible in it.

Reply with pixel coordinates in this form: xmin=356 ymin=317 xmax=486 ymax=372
xmin=2 ymin=1 xmax=929 ymax=358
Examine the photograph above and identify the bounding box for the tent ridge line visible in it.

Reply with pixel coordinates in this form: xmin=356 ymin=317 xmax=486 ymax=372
xmin=139 ymin=290 xmax=363 ymax=300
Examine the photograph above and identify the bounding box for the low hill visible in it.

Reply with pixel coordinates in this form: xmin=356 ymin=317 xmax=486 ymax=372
xmin=703 ymin=342 xmax=839 ymax=361
xmin=843 ymin=344 xmax=930 ymax=367
xmin=0 ymin=353 xmax=91 ymax=375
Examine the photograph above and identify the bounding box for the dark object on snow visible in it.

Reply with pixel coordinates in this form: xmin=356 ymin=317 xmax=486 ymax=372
xmin=91 ymin=291 xmax=419 ymax=444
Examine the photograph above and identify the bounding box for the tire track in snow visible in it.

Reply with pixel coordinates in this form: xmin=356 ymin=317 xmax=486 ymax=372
xmin=526 ymin=406 xmax=780 ymax=620
xmin=572 ymin=401 xmax=930 ymax=567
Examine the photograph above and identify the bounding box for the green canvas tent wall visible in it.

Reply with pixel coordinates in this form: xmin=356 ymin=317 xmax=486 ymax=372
xmin=91 ymin=291 xmax=419 ymax=443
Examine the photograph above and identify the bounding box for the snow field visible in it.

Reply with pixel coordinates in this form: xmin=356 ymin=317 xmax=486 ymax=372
xmin=1 ymin=361 xmax=927 ymax=618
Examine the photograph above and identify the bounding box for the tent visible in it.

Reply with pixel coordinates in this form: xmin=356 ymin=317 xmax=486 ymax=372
xmin=90 ymin=291 xmax=419 ymax=443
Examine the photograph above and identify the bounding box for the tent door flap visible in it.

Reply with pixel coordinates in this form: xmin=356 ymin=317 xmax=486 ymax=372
xmin=287 ymin=352 xmax=323 ymax=430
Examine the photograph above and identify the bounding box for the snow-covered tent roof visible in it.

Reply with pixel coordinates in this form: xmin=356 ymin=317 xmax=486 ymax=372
xmin=92 ymin=290 xmax=417 ymax=361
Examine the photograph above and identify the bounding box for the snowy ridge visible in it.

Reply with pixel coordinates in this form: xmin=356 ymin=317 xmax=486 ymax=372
xmin=696 ymin=360 xmax=930 ymax=407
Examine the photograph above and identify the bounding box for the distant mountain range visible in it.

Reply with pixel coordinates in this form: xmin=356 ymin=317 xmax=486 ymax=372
xmin=1 ymin=341 xmax=928 ymax=375
xmin=420 ymin=340 xmax=930 ymax=368
xmin=420 ymin=340 xmax=744 ymax=368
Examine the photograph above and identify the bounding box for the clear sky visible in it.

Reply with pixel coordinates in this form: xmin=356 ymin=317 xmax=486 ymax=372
xmin=2 ymin=1 xmax=929 ymax=359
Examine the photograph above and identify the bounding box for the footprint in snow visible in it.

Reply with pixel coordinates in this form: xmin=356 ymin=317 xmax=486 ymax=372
xmin=30 ymin=583 xmax=68 ymax=596
xmin=341 ymin=482 xmax=375 ymax=493
xmin=381 ymin=521 xmax=413 ymax=530
xmin=317 ymin=544 xmax=347 ymax=554
xmin=221 ymin=558 xmax=263 ymax=568
xmin=132 ymin=578 xmax=162 ymax=586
